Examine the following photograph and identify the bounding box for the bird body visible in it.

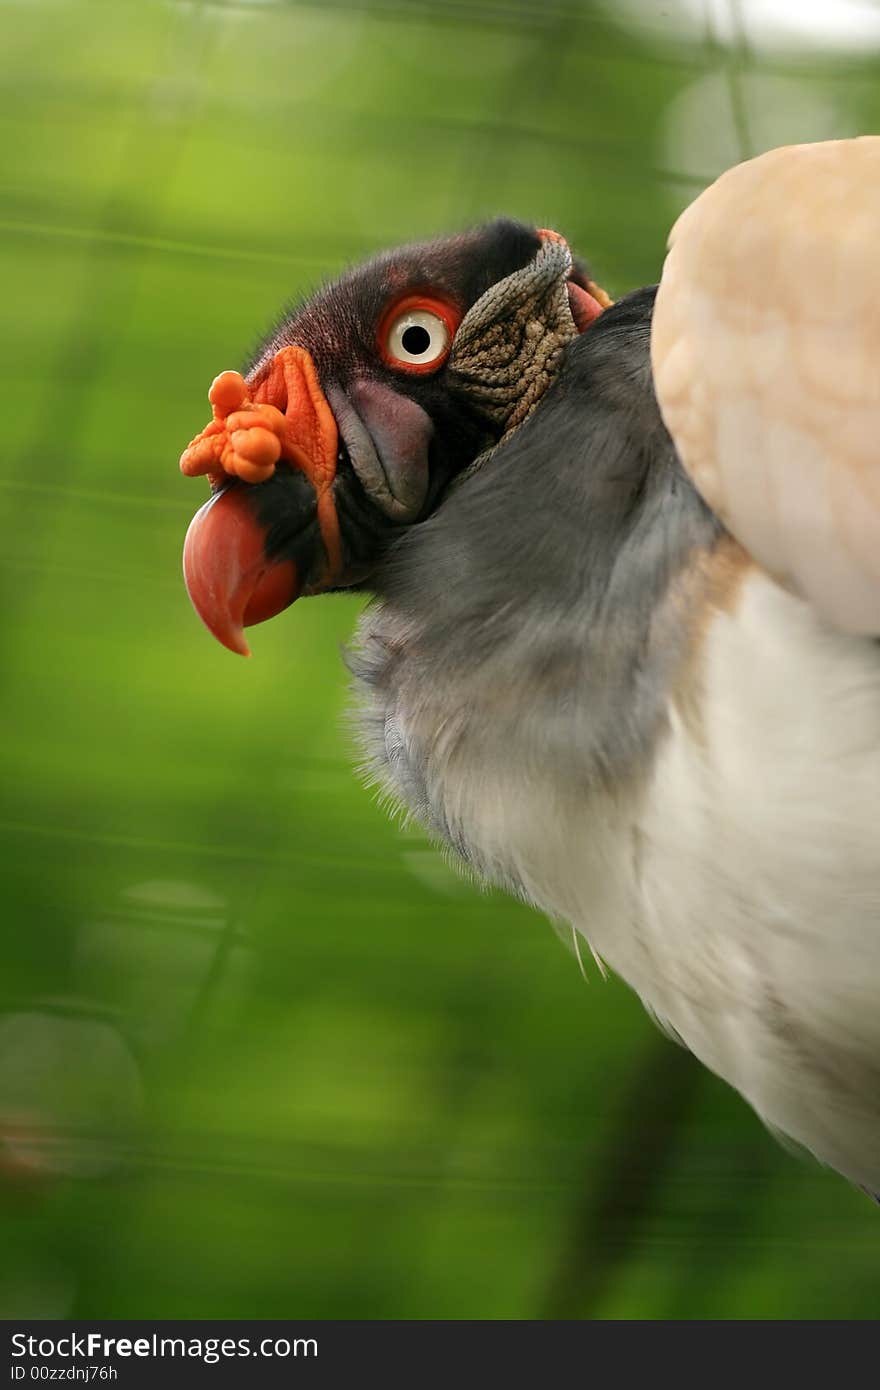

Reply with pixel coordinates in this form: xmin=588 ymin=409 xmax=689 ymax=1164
xmin=350 ymin=302 xmax=880 ymax=1193
xmin=179 ymin=151 xmax=880 ymax=1192
xmin=360 ymin=565 xmax=880 ymax=1191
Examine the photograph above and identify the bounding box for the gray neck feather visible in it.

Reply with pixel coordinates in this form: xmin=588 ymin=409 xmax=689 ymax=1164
xmin=347 ymin=288 xmax=721 ymax=849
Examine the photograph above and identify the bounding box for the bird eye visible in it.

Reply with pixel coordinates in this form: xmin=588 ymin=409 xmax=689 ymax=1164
xmin=379 ymin=295 xmax=460 ymax=373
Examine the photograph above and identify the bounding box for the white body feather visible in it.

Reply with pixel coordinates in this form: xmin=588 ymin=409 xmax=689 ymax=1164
xmin=396 ymin=570 xmax=880 ymax=1189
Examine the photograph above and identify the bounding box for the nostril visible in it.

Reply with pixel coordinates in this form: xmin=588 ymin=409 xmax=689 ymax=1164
xmin=248 ymin=349 xmax=291 ymax=416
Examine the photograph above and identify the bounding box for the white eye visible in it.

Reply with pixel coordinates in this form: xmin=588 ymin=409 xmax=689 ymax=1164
xmin=385 ymin=308 xmax=451 ymax=369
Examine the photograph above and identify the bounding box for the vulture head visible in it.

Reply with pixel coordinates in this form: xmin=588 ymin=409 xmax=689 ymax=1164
xmin=180 ymin=219 xmax=610 ymax=654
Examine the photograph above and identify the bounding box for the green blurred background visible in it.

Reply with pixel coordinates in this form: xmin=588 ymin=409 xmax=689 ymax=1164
xmin=2 ymin=0 xmax=879 ymax=1320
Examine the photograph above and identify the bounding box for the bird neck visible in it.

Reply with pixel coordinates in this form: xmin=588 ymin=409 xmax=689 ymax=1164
xmin=354 ymin=288 xmax=722 ymax=800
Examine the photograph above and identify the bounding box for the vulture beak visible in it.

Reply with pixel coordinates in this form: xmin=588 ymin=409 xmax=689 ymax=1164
xmin=182 ymin=485 xmax=300 ymax=657
xmin=179 ymin=348 xmax=342 ymax=657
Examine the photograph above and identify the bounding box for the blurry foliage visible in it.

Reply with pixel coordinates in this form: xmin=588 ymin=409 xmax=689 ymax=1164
xmin=1 ymin=0 xmax=878 ymax=1320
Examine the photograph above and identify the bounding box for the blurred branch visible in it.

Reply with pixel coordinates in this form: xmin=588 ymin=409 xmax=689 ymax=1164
xmin=539 ymin=1034 xmax=702 ymax=1319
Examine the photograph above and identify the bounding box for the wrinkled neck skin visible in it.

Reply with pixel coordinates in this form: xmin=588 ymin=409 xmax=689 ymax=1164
xmin=348 ymin=288 xmax=721 ymax=894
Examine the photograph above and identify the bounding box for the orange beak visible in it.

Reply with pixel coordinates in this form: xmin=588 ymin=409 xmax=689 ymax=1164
xmin=180 ymin=347 xmax=342 ymax=656
xmin=182 ymin=485 xmax=299 ymax=657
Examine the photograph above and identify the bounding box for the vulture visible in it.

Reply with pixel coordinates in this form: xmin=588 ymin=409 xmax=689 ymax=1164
xmin=180 ymin=138 xmax=880 ymax=1195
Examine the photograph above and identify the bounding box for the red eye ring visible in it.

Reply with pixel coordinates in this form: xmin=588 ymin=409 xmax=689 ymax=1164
xmin=378 ymin=294 xmax=462 ymax=374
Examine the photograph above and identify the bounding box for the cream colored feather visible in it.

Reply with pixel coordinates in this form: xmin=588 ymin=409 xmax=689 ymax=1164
xmin=651 ymin=137 xmax=880 ymax=633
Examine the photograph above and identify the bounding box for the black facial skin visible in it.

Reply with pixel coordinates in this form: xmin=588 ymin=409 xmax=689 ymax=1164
xmin=238 ymin=219 xmax=593 ymax=590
